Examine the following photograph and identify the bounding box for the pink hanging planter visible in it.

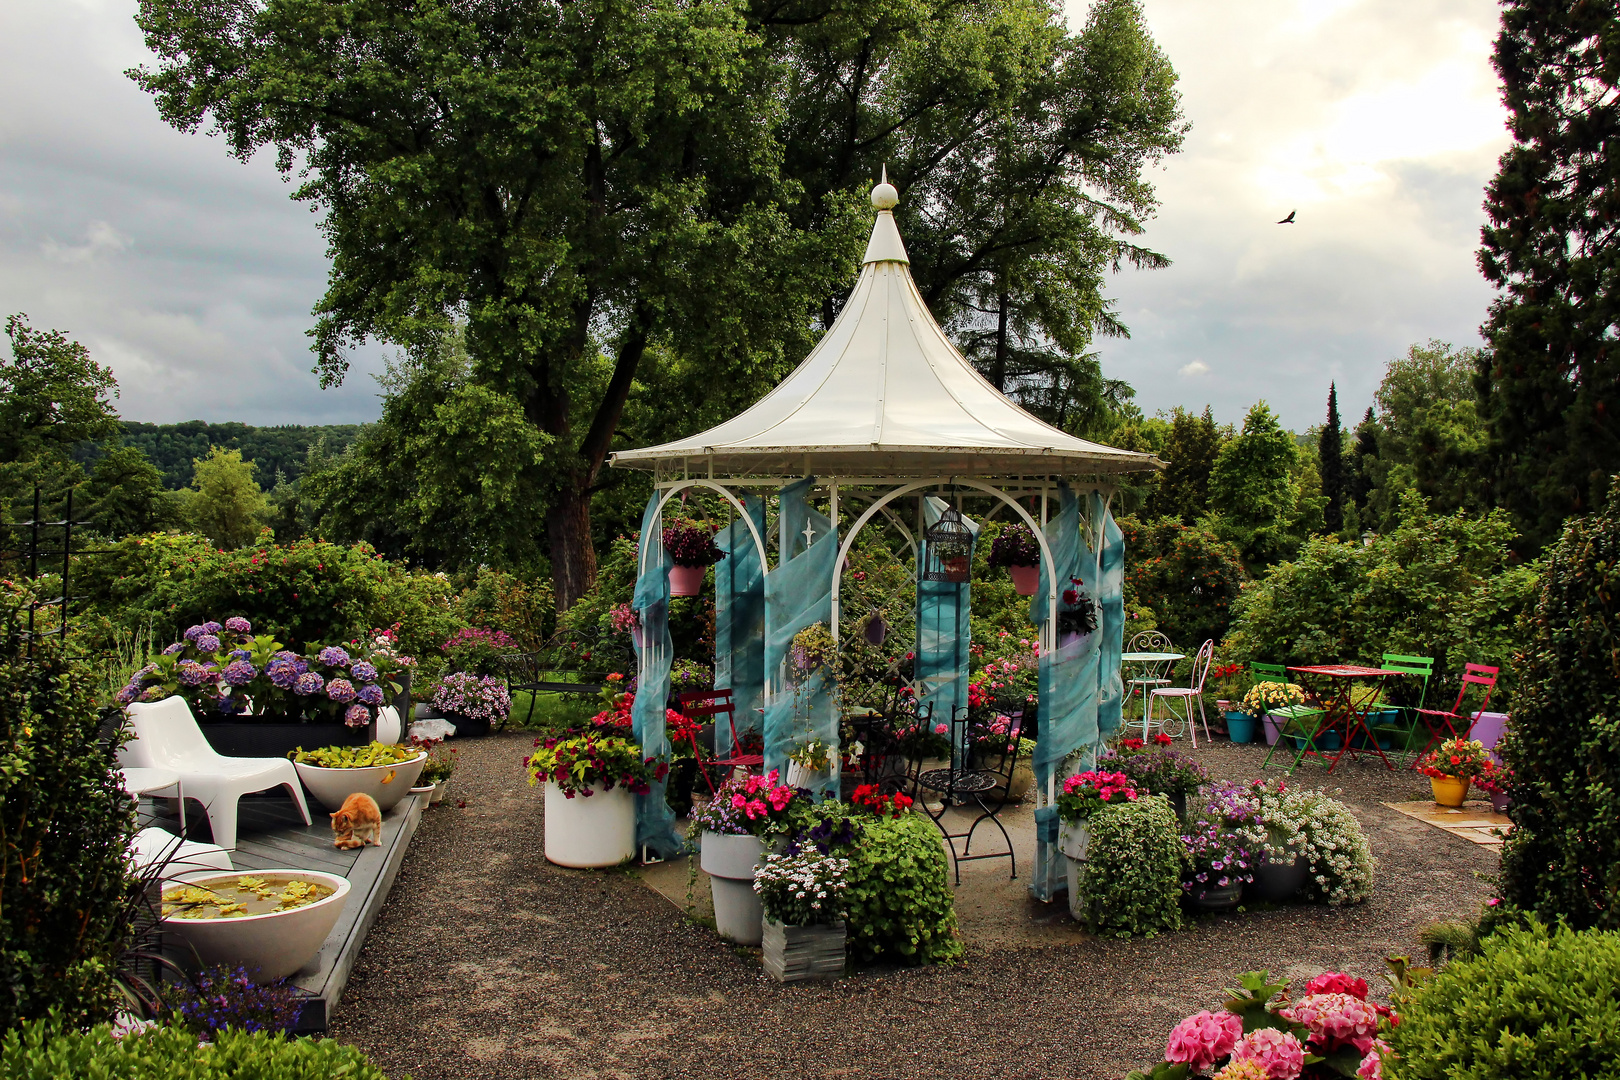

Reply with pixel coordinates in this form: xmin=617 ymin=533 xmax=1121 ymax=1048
xmin=1008 ymin=563 xmax=1039 ymax=596
xmin=669 ymin=564 xmax=706 ymax=596
xmin=631 ymin=624 xmax=647 ymax=650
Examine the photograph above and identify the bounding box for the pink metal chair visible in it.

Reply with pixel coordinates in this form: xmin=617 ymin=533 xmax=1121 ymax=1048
xmin=1148 ymin=639 xmax=1216 ymax=747
xmin=1411 ymin=663 xmax=1499 ymax=761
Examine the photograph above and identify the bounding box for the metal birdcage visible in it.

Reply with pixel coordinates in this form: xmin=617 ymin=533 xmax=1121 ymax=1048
xmin=922 ymin=505 xmax=974 ymax=583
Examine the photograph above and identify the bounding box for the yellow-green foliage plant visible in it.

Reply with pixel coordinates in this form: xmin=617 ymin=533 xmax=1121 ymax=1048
xmin=843 ymin=811 xmax=963 ymax=966
xmin=1073 ymin=795 xmax=1184 ymax=938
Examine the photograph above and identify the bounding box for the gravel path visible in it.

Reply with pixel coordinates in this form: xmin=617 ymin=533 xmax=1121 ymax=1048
xmin=330 ymin=733 xmax=1495 ymax=1080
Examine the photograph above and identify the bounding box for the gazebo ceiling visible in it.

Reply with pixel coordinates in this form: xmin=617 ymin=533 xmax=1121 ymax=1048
xmin=610 ymin=177 xmax=1163 ymax=480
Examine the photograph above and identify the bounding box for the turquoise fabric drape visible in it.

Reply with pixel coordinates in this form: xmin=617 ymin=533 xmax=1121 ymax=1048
xmin=714 ymin=495 xmax=766 ymax=755
xmin=630 ymin=492 xmax=681 ymax=858
xmin=916 ymin=497 xmax=980 ymax=746
xmin=1095 ymin=494 xmax=1126 ymax=742
xmin=762 ymin=478 xmax=838 ymax=793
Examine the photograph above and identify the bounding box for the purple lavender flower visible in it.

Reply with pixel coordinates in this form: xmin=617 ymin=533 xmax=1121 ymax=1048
xmin=344 ymin=704 xmax=371 ymax=728
xmin=177 ymin=660 xmax=215 ymax=687
xmin=267 ymin=658 xmax=300 ymax=690
xmin=221 ymin=659 xmax=257 ymax=686
xmin=195 ymin=634 xmax=222 ymax=654
xmin=294 ymin=671 xmax=325 ymax=696
xmin=183 ymin=625 xmax=206 ymax=642
xmin=202 ymin=621 xmax=223 ymax=634
xmin=356 ymin=683 xmax=385 ymax=706
xmin=317 ymin=646 xmax=351 ymax=668
xmin=325 ymin=678 xmax=357 ymax=704
xmin=162 ymin=642 xmax=185 ymax=656
xmin=350 ymin=661 xmax=379 ymax=682
xmin=224 ymin=616 xmax=252 ymax=634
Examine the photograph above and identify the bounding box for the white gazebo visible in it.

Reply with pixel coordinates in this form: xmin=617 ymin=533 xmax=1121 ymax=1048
xmin=612 ymin=176 xmax=1160 ymax=895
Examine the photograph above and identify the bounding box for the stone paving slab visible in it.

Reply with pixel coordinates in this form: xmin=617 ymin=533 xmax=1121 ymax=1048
xmin=1381 ymin=800 xmax=1512 ymax=847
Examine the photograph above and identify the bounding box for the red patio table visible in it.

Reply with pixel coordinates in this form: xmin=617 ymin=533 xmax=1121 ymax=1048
xmin=1279 ymin=665 xmax=1402 ymax=774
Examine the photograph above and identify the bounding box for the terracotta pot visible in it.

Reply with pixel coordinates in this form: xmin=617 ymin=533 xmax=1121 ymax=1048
xmin=1008 ymin=563 xmax=1039 ymax=596
xmin=669 ymin=564 xmax=706 ymax=596
xmin=1431 ymin=774 xmax=1470 ymax=807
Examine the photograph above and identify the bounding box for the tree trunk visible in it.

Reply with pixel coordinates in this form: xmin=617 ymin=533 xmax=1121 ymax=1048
xmin=547 ymin=480 xmax=598 ymax=612
xmin=991 ymin=286 xmax=1010 ymax=392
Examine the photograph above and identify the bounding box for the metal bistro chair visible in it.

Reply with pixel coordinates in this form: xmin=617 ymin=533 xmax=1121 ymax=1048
xmin=915 ymin=705 xmax=1017 ymax=885
xmin=1125 ymin=630 xmax=1177 ymax=731
xmin=1251 ymin=661 xmax=1326 ymax=768
xmin=1369 ymin=653 xmax=1434 ymax=759
xmin=1410 ymin=664 xmax=1500 ymax=762
xmin=1148 ymin=639 xmax=1215 ymax=747
xmin=674 ymin=688 xmax=764 ymax=794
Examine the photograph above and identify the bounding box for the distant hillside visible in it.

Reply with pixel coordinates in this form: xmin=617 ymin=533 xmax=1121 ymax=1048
xmin=74 ymin=421 xmax=363 ymax=490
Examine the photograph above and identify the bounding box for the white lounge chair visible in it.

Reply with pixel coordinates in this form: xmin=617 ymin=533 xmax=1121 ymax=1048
xmin=130 ymin=826 xmax=233 ymax=885
xmin=120 ymin=696 xmax=312 ymax=850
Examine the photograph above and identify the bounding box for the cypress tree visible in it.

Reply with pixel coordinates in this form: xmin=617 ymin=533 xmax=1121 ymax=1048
xmin=1319 ymin=383 xmax=1346 ymax=533
xmin=1477 ymin=0 xmax=1620 ymax=549
xmin=1350 ymin=407 xmax=1378 ymax=515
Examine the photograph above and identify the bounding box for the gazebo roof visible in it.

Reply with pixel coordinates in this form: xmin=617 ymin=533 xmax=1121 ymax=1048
xmin=610 ymin=178 xmax=1162 ymax=479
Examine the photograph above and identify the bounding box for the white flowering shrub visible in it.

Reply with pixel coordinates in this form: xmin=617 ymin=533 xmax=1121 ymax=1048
xmin=1255 ymin=783 xmax=1373 ymax=905
xmin=752 ymin=851 xmax=849 ymax=926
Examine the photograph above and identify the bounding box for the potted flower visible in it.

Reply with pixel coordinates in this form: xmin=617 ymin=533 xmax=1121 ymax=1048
xmin=1181 ymin=783 xmax=1263 ymax=910
xmin=1056 ymin=579 xmax=1098 ymax=648
xmin=159 ymin=871 xmax=352 ymax=983
xmin=687 ymin=770 xmax=799 ymax=944
xmin=431 ymin=671 xmax=511 ymax=737
xmin=1113 ymin=738 xmax=1209 ymax=820
xmin=1416 ymin=737 xmax=1494 ymax=807
xmin=1474 ymin=758 xmax=1510 ymax=813
xmin=1241 ymin=681 xmax=1311 ymax=747
xmin=753 ymin=849 xmax=850 ymax=982
xmin=1245 ymin=778 xmax=1310 ymax=903
xmin=988 ymin=524 xmax=1041 ymax=595
xmin=662 ymin=518 xmax=726 ymax=596
xmin=1206 ymin=663 xmax=1251 ymax=740
xmin=1054 ymin=770 xmax=1139 ymax=920
xmin=441 ymin=627 xmax=519 ymax=676
xmin=786 ymin=738 xmax=835 ymax=790
xmin=415 ymin=738 xmax=458 ymax=805
xmin=525 ymin=733 xmax=667 ymax=868
xmin=288 ymin=740 xmax=429 ymax=812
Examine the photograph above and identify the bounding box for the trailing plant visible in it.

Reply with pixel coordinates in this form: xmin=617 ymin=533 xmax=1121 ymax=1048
xmin=1181 ymin=785 xmax=1264 ymax=900
xmin=661 ymin=519 xmax=725 ymax=568
xmin=787 ymin=738 xmax=833 ymax=773
xmin=789 ymin=622 xmax=837 ymax=676
xmin=1413 ymin=738 xmax=1493 ymax=781
xmin=525 ymin=734 xmax=666 ymax=797
xmin=1249 ymin=781 xmax=1373 ymax=906
xmin=1055 ymin=770 xmax=1139 ymax=823
xmin=1 ymin=589 xmax=137 ymax=1031
xmin=161 ymin=966 xmax=302 ymax=1038
xmin=685 ymin=770 xmax=798 ymax=836
xmin=289 ymin=741 xmax=421 ymax=768
xmin=752 ymin=850 xmax=850 ymax=926
xmin=1072 ymin=796 xmax=1183 ymax=938
xmin=1385 ymin=921 xmax=1620 ymax=1080
xmin=843 ymin=810 xmax=962 ymax=965
xmin=987 ymin=523 xmax=1040 ymax=567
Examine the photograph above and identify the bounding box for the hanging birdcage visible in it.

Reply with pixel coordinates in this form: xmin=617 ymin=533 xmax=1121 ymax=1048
xmin=923 ymin=505 xmax=974 ymax=583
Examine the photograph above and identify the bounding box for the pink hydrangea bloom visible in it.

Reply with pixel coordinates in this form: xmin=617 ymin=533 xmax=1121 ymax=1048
xmin=1213 ymin=1061 xmax=1269 ymax=1080
xmin=1304 ymin=972 xmax=1370 ymax=999
xmin=1282 ymin=993 xmax=1382 ymax=1055
xmin=1231 ymin=1027 xmax=1305 ymax=1080
xmin=1357 ymin=1038 xmax=1392 ymax=1079
xmin=1165 ymin=1010 xmax=1243 ymax=1072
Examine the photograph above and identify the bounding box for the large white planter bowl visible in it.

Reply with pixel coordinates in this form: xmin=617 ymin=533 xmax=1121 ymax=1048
xmin=161 ymin=870 xmax=350 ymax=983
xmin=544 ymin=781 xmax=636 ymax=868
xmin=294 ymin=752 xmax=427 ymax=813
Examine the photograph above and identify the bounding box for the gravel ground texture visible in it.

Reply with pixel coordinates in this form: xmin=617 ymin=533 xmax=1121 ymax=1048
xmin=330 ymin=732 xmax=1496 ymax=1080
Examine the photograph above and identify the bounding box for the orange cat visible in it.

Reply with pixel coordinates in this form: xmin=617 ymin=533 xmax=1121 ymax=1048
xmin=330 ymin=793 xmax=382 ymax=850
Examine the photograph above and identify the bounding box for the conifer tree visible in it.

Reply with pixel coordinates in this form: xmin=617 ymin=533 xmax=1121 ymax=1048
xmin=1350 ymin=407 xmax=1379 ymax=516
xmin=1149 ymin=406 xmax=1222 ymax=523
xmin=1319 ymin=383 xmax=1346 ymax=534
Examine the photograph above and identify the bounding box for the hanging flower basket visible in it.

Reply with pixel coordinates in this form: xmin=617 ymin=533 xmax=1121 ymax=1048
xmin=669 ymin=565 xmax=706 ymax=596
xmin=990 ymin=525 xmax=1040 ymax=594
xmin=662 ymin=519 xmax=725 ymax=598
xmin=1008 ymin=564 xmax=1039 ymax=596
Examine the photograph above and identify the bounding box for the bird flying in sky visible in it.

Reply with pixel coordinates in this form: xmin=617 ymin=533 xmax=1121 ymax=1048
xmin=1278 ymin=210 xmax=1296 ymax=224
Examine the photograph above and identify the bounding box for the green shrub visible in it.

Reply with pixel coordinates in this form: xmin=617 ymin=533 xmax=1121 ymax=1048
xmin=1119 ymin=516 xmax=1249 ymax=648
xmin=1074 ymin=795 xmax=1183 ymax=938
xmin=0 ymin=588 xmax=137 ymax=1030
xmin=1495 ymin=485 xmax=1620 ymax=930
xmin=1 ymin=1017 xmax=395 ymax=1078
xmin=1385 ymin=921 xmax=1620 ymax=1080
xmin=844 ymin=812 xmax=962 ymax=965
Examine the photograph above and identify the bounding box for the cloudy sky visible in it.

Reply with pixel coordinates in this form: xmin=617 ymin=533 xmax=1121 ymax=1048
xmin=2 ymin=0 xmax=1510 ymax=431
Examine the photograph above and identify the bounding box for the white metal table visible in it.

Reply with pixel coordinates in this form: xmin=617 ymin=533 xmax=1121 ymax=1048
xmin=1120 ymin=651 xmax=1185 ymax=731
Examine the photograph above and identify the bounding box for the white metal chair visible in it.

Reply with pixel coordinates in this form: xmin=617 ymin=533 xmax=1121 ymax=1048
xmin=131 ymin=827 xmax=233 ymax=885
xmin=120 ymin=696 xmax=312 ymax=850
xmin=1125 ymin=630 xmax=1177 ymax=729
xmin=1148 ymin=639 xmax=1215 ymax=747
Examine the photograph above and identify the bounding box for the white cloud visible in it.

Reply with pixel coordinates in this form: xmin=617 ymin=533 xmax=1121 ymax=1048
xmin=41 ymin=220 xmax=131 ymax=264
xmin=1178 ymin=360 xmax=1210 ymax=377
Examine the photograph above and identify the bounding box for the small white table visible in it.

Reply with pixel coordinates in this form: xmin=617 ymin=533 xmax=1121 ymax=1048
xmin=119 ymin=767 xmax=185 ymax=837
xmin=1120 ymin=651 xmax=1185 ymax=726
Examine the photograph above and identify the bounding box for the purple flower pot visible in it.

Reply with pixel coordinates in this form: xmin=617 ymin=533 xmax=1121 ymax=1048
xmin=1262 ymin=714 xmax=1284 ymax=746
xmin=1489 ymin=790 xmax=1510 ymax=814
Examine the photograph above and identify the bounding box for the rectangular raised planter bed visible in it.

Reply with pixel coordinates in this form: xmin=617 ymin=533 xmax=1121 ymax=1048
xmin=762 ymin=918 xmax=845 ymax=983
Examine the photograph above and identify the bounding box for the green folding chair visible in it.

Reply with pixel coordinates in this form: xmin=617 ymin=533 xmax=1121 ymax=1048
xmin=1373 ymin=653 xmax=1434 ymax=760
xmin=1250 ymin=662 xmax=1327 ymax=773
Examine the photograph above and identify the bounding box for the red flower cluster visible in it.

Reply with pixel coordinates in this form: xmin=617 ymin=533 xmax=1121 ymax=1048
xmin=852 ymin=784 xmax=913 ymax=818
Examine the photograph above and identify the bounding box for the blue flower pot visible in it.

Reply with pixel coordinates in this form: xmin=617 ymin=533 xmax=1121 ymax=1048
xmin=1225 ymin=713 xmax=1257 ymax=744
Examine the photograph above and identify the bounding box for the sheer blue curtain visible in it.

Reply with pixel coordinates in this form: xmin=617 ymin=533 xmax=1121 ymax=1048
xmin=915 ymin=496 xmax=979 ymax=752
xmin=631 ymin=491 xmax=681 ymax=858
xmin=714 ymin=495 xmax=766 ymax=754
xmin=762 ymin=479 xmax=838 ymax=793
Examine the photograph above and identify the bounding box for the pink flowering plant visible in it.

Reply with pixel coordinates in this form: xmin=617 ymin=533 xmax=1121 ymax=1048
xmin=1055 ymin=770 xmax=1138 ymax=824
xmin=1128 ymin=969 xmax=1398 ymax=1080
xmin=661 ymin=518 xmax=726 ymax=568
xmin=441 ymin=627 xmax=519 ymax=677
xmin=687 ymin=770 xmax=799 ymax=837
xmin=432 ymin=671 xmax=511 ymax=726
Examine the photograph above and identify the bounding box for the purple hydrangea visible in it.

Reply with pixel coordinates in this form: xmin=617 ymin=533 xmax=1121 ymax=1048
xmin=195 ymin=634 xmax=222 ymax=654
xmin=294 ymin=671 xmax=325 ymax=696
xmin=139 ymin=685 xmax=167 ymax=702
xmin=177 ymin=661 xmax=215 ymax=687
xmin=202 ymin=621 xmax=222 ymax=634
xmin=162 ymin=642 xmax=185 ymax=656
xmin=221 ymin=659 xmax=257 ymax=686
xmin=317 ymin=646 xmax=351 ymax=668
xmin=356 ymin=683 xmax=385 ymax=706
xmin=325 ymin=678 xmax=357 ymax=704
xmin=344 ymin=704 xmax=371 ymax=728
xmin=228 ymin=648 xmax=252 ymax=661
xmin=115 ymin=682 xmax=139 ymax=706
xmin=183 ymin=625 xmax=206 ymax=642
xmin=224 ymin=616 xmax=252 ymax=634
xmin=136 ymin=663 xmax=160 ymax=678
xmin=350 ymin=661 xmax=379 ymax=682
xmin=267 ymin=658 xmax=301 ymax=690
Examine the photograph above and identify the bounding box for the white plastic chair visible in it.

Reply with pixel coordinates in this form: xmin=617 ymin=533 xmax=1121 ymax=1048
xmin=131 ymin=827 xmax=233 ymax=885
xmin=120 ymin=696 xmax=312 ymax=850
xmin=1149 ymin=639 xmax=1215 ymax=747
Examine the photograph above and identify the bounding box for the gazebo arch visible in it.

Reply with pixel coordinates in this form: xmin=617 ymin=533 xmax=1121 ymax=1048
xmin=610 ymin=174 xmax=1160 ymax=897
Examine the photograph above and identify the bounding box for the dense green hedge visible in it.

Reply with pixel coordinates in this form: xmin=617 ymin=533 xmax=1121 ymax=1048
xmin=1386 ymin=921 xmax=1620 ymax=1079
xmin=1119 ymin=516 xmax=1248 ymax=648
xmin=844 ymin=812 xmax=963 ymax=966
xmin=1 ymin=1018 xmax=393 ymax=1079
xmin=1495 ymin=485 xmax=1620 ymax=929
xmin=1073 ymin=795 xmax=1183 ymax=938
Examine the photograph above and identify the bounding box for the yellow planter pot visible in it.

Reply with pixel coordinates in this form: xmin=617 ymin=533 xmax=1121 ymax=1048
xmin=1431 ymin=774 xmax=1470 ymax=807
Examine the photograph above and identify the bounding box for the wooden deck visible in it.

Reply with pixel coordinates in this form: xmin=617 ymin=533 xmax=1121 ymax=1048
xmin=141 ymin=789 xmax=424 ymax=1032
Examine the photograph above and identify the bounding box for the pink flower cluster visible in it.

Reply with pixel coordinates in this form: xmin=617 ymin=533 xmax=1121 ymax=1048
xmin=1304 ymin=971 xmax=1370 ymax=998
xmin=1165 ymin=1011 xmax=1242 ymax=1072
xmin=1062 ymin=770 xmax=1138 ymax=802
xmin=1280 ymin=993 xmax=1383 ymax=1055
xmin=1357 ymin=1038 xmax=1392 ymax=1079
xmin=727 ymin=769 xmax=795 ymax=820
xmin=1230 ymin=1027 xmax=1305 ymax=1080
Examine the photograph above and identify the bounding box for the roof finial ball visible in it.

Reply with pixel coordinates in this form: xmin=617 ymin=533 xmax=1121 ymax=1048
xmin=871 ymin=164 xmax=899 ymax=210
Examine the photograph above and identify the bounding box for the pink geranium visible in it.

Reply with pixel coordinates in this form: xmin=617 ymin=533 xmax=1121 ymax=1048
xmin=1303 ymin=971 xmax=1370 ymax=999
xmin=1282 ymin=993 xmax=1382 ymax=1055
xmin=1231 ymin=1027 xmax=1305 ymax=1080
xmin=1165 ymin=1010 xmax=1243 ymax=1072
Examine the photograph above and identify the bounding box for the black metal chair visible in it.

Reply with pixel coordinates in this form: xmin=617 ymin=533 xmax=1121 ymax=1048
xmin=496 ymin=652 xmax=605 ymax=732
xmin=914 ymin=705 xmax=1018 ymax=884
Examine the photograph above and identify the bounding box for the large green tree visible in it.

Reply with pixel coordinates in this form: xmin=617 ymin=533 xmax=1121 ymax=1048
xmin=131 ymin=0 xmax=1183 ymax=606
xmin=1206 ymin=402 xmax=1297 ymax=566
xmin=1365 ymin=341 xmax=1487 ymax=531
xmin=1477 ymin=0 xmax=1620 ymax=549
xmin=1319 ymin=383 xmax=1345 ymax=534
xmin=1149 ymin=405 xmax=1222 ymax=523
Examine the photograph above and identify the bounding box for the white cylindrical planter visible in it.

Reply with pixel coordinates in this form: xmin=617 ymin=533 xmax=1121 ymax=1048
xmin=544 ymin=782 xmax=636 ymax=868
xmin=1059 ymin=820 xmax=1092 ymax=922
xmin=701 ymin=831 xmax=765 ymax=945
xmin=430 ymin=780 xmax=449 ymax=805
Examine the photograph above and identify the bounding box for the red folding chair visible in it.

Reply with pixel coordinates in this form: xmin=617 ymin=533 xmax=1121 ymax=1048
xmin=674 ymin=688 xmax=762 ymax=794
xmin=1410 ymin=663 xmax=1499 ymax=761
